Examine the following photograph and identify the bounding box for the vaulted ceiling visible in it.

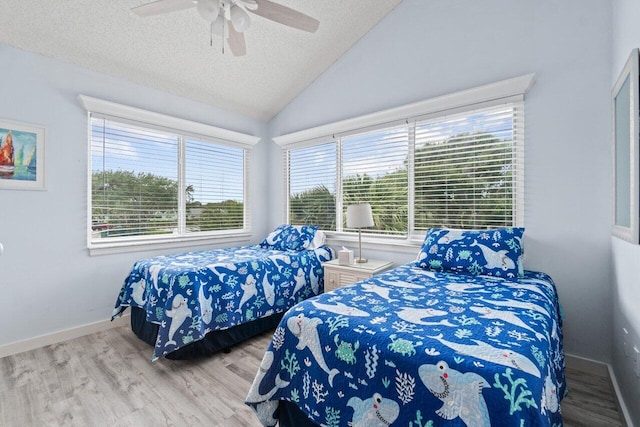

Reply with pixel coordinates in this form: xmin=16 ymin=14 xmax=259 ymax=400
xmin=0 ymin=0 xmax=402 ymax=120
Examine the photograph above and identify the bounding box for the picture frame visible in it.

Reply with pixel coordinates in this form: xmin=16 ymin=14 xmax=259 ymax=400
xmin=0 ymin=118 xmax=46 ymax=190
xmin=612 ymin=48 xmax=640 ymax=244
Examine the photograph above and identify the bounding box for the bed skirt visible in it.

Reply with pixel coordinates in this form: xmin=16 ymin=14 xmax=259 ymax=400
xmin=130 ymin=306 xmax=284 ymax=360
xmin=277 ymin=401 xmax=320 ymax=427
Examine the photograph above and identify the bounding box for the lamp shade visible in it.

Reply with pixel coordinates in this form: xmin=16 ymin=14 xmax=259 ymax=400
xmin=346 ymin=203 xmax=374 ymax=228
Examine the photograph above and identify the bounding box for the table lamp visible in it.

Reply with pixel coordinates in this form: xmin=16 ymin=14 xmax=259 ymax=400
xmin=346 ymin=203 xmax=374 ymax=263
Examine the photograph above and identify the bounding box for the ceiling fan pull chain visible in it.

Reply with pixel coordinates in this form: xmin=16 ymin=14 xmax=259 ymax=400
xmin=210 ymin=22 xmax=213 ymax=47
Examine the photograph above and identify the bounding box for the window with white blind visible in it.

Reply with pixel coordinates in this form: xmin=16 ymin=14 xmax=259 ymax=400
xmin=287 ymin=142 xmax=337 ymax=230
xmin=90 ymin=116 xmax=247 ymax=242
xmin=81 ymin=95 xmax=258 ymax=251
xmin=414 ymin=105 xmax=523 ymax=230
xmin=281 ymin=74 xmax=529 ymax=240
xmin=342 ymin=126 xmax=409 ymax=235
xmin=185 ymin=138 xmax=245 ymax=233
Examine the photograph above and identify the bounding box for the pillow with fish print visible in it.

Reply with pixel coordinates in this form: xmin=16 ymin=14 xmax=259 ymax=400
xmin=259 ymin=224 xmax=290 ymax=251
xmin=260 ymin=224 xmax=319 ymax=251
xmin=283 ymin=225 xmax=319 ymax=251
xmin=416 ymin=227 xmax=525 ymax=280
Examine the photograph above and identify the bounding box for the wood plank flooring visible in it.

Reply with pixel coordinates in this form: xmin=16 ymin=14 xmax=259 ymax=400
xmin=562 ymin=367 xmax=624 ymax=426
xmin=0 ymin=326 xmax=624 ymax=426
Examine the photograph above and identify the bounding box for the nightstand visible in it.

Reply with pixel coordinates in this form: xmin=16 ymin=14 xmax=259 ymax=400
xmin=323 ymin=259 xmax=394 ymax=292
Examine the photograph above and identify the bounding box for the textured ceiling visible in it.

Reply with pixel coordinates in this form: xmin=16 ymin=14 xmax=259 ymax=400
xmin=0 ymin=0 xmax=401 ymax=120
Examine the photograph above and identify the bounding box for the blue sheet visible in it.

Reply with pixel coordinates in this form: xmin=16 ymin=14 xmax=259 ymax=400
xmin=112 ymin=245 xmax=334 ymax=361
xmin=246 ymin=263 xmax=565 ymax=427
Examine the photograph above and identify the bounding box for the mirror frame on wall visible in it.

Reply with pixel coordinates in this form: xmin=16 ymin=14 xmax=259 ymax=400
xmin=612 ymin=48 xmax=640 ymax=244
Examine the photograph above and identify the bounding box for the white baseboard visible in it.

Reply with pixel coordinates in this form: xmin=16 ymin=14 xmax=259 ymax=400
xmin=0 ymin=314 xmax=130 ymax=359
xmin=608 ymin=364 xmax=635 ymax=427
xmin=565 ymin=353 xmax=609 ymax=377
xmin=565 ymin=353 xmax=634 ymax=427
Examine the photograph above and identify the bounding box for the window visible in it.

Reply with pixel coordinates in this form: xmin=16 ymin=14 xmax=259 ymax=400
xmin=280 ymin=75 xmax=531 ymax=240
xmin=286 ymin=129 xmax=410 ymax=235
xmin=80 ymin=95 xmax=258 ymax=251
xmin=342 ymin=126 xmax=409 ymax=235
xmin=91 ymin=119 xmax=180 ymax=239
xmin=287 ymin=142 xmax=336 ymax=230
xmin=414 ymin=105 xmax=522 ymax=230
xmin=185 ymin=139 xmax=246 ymax=232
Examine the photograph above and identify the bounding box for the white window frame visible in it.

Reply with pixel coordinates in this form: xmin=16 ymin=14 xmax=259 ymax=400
xmin=79 ymin=95 xmax=260 ymax=255
xmin=276 ymin=74 xmax=534 ymax=252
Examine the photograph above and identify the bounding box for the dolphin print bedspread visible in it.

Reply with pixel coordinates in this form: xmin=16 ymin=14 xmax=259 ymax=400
xmin=112 ymin=245 xmax=334 ymax=361
xmin=246 ymin=263 xmax=565 ymax=427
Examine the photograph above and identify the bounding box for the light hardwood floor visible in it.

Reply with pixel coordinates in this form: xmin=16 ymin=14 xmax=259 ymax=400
xmin=0 ymin=326 xmax=624 ymax=426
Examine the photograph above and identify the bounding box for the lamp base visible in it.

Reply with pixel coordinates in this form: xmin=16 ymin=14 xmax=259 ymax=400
xmin=355 ymin=229 xmax=368 ymax=264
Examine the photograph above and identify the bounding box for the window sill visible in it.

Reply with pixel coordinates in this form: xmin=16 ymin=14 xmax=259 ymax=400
xmin=324 ymin=232 xmax=424 ymax=256
xmin=88 ymin=232 xmax=252 ymax=256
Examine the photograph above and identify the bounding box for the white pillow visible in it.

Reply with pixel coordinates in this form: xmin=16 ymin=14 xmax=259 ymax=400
xmin=306 ymin=230 xmax=326 ymax=249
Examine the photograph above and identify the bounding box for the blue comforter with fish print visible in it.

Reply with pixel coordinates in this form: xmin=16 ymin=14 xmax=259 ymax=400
xmin=246 ymin=263 xmax=565 ymax=427
xmin=112 ymin=245 xmax=334 ymax=361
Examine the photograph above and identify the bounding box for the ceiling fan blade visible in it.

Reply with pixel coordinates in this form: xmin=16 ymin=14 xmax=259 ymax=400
xmin=132 ymin=0 xmax=196 ymax=17
xmin=249 ymin=0 xmax=319 ymax=33
xmin=227 ymin=22 xmax=247 ymax=56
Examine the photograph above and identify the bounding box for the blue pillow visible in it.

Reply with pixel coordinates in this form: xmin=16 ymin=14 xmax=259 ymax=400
xmin=417 ymin=228 xmax=524 ymax=280
xmin=260 ymin=224 xmax=290 ymax=251
xmin=260 ymin=225 xmax=319 ymax=251
xmin=283 ymin=225 xmax=319 ymax=251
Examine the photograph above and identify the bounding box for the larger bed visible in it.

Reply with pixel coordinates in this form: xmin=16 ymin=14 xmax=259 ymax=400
xmin=112 ymin=225 xmax=334 ymax=361
xmin=246 ymin=228 xmax=566 ymax=426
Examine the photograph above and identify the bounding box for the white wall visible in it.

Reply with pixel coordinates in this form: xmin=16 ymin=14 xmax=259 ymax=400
xmin=611 ymin=0 xmax=640 ymax=424
xmin=269 ymin=0 xmax=613 ymax=363
xmin=0 ymin=44 xmax=269 ymax=347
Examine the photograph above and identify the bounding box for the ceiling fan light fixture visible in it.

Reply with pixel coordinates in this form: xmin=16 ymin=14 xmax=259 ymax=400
xmin=196 ymin=0 xmax=220 ymax=22
xmin=132 ymin=0 xmax=319 ymax=55
xmin=230 ymin=5 xmax=250 ymax=32
xmin=211 ymin=14 xmax=225 ymax=36
xmin=240 ymin=0 xmax=258 ymax=11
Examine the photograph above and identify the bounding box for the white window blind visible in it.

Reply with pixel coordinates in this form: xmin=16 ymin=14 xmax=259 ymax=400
xmin=90 ymin=116 xmax=246 ymax=242
xmin=414 ymin=103 xmax=523 ymax=230
xmin=185 ymin=138 xmax=246 ymax=233
xmin=342 ymin=126 xmax=409 ymax=235
xmin=287 ymin=141 xmax=337 ymax=230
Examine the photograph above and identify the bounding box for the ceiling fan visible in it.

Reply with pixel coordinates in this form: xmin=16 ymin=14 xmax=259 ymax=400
xmin=132 ymin=0 xmax=320 ymax=56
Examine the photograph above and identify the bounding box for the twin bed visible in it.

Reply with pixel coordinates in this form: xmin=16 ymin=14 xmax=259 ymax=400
xmin=112 ymin=225 xmax=333 ymax=361
xmin=246 ymin=227 xmax=566 ymax=426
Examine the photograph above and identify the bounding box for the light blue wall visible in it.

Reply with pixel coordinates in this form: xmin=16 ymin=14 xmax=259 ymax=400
xmin=0 ymin=44 xmax=269 ymax=347
xmin=269 ymin=0 xmax=613 ymax=363
xmin=611 ymin=0 xmax=640 ymax=423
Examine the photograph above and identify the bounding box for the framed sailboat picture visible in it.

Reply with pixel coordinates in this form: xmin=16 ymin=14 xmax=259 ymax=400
xmin=0 ymin=119 xmax=46 ymax=190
